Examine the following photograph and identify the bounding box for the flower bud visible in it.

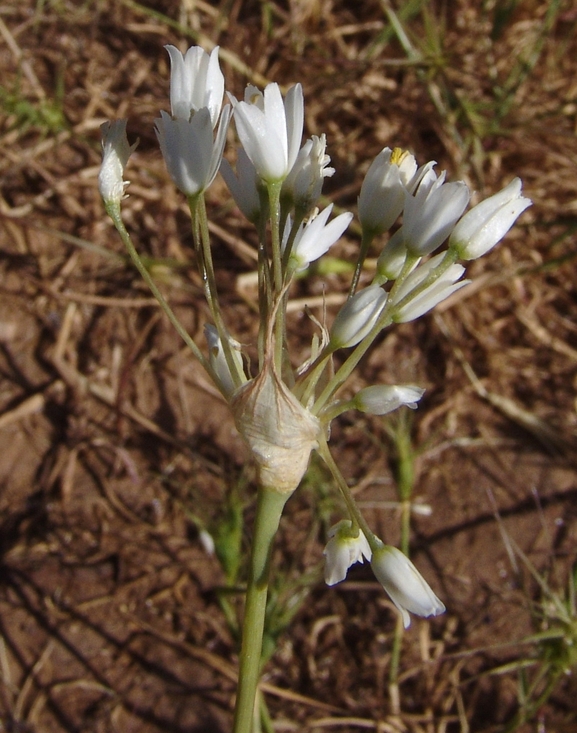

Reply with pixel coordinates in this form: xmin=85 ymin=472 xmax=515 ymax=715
xmin=449 ymin=178 xmax=532 ymax=260
xmin=371 ymin=545 xmax=445 ymax=628
xmin=354 ymin=384 xmax=425 ymax=415
xmin=330 ymin=285 xmax=388 ymax=349
xmin=323 ymin=520 xmax=372 ymax=586
xmin=403 ymin=169 xmax=470 ymax=256
xmin=98 ymin=120 xmax=137 ymax=205
xmin=391 ymin=253 xmax=468 ymax=322
xmin=204 ymin=325 xmax=246 ymax=398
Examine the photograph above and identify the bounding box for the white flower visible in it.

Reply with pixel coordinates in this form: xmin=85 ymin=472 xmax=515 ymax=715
xmin=204 ymin=324 xmax=246 ymax=398
xmin=282 ymin=134 xmax=335 ymax=212
xmin=220 ymin=148 xmax=262 ymax=223
xmin=165 ymin=44 xmax=224 ymax=127
xmin=330 ymin=285 xmax=388 ymax=348
xmin=232 ymin=82 xmax=304 ymax=183
xmin=391 ymin=253 xmax=468 ymax=322
xmin=403 ymin=167 xmax=470 ymax=256
xmin=371 ymin=545 xmax=445 ymax=628
xmin=98 ymin=120 xmax=137 ymax=205
xmin=288 ymin=204 xmax=353 ymax=272
xmin=358 ymin=147 xmax=417 ymax=235
xmin=323 ymin=520 xmax=372 ymax=586
xmin=449 ymin=178 xmax=532 ymax=260
xmin=155 ymin=105 xmax=231 ymax=196
xmin=354 ymin=384 xmax=425 ymax=415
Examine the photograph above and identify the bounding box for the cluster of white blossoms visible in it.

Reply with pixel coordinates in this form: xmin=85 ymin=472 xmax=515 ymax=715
xmin=99 ymin=44 xmax=531 ymax=628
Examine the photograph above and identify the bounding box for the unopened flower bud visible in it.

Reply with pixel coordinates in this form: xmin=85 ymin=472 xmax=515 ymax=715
xmin=371 ymin=545 xmax=445 ymax=628
xmin=204 ymin=325 xmax=246 ymax=398
xmin=354 ymin=384 xmax=425 ymax=415
xmin=330 ymin=285 xmax=388 ymax=349
xmin=391 ymin=253 xmax=468 ymax=322
xmin=449 ymin=178 xmax=532 ymax=260
xmin=403 ymin=169 xmax=470 ymax=256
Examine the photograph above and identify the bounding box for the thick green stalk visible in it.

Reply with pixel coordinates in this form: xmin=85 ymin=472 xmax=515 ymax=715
xmin=233 ymin=487 xmax=289 ymax=733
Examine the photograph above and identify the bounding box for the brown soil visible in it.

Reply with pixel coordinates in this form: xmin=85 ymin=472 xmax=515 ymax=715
xmin=1 ymin=1 xmax=576 ymax=732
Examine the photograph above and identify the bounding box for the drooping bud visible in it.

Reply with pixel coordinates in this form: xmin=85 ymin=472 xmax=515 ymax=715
xmin=371 ymin=544 xmax=445 ymax=628
xmin=353 ymin=384 xmax=425 ymax=415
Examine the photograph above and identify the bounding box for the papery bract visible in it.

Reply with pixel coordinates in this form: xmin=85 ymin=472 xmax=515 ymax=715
xmin=231 ymin=364 xmax=320 ymax=495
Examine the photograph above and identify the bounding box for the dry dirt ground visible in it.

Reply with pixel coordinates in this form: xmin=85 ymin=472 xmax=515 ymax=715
xmin=1 ymin=1 xmax=577 ymax=732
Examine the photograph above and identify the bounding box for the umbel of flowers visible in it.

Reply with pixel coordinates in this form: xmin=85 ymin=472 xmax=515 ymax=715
xmin=99 ymin=43 xmax=531 ymax=732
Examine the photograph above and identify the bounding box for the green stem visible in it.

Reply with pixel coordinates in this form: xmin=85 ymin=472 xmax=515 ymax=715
xmin=233 ymin=487 xmax=289 ymax=733
xmin=349 ymin=230 xmax=375 ymax=297
xmin=267 ymin=181 xmax=285 ymax=373
xmin=317 ymin=436 xmax=380 ymax=551
xmin=105 ymin=201 xmax=211 ymax=375
xmin=189 ymin=195 xmax=244 ymax=390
